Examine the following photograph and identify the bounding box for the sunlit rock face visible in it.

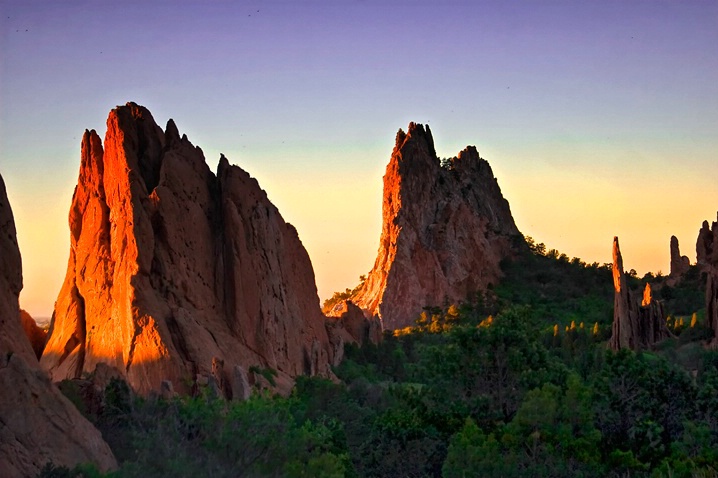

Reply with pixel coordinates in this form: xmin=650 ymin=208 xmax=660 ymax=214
xmin=351 ymin=123 xmax=522 ymax=330
xmin=610 ymin=237 xmax=671 ymax=351
xmin=0 ymin=174 xmax=117 ymax=477
xmin=41 ymin=102 xmax=332 ymax=395
xmin=697 ymin=213 xmax=718 ymax=347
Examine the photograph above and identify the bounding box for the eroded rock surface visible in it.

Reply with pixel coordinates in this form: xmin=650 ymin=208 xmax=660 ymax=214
xmin=0 ymin=173 xmax=116 ymax=477
xmin=41 ymin=102 xmax=333 ymax=395
xmin=350 ymin=123 xmax=522 ymax=330
xmin=610 ymin=237 xmax=671 ymax=351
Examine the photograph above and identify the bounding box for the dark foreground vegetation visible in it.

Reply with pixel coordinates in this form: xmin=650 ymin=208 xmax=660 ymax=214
xmin=43 ymin=242 xmax=717 ymax=477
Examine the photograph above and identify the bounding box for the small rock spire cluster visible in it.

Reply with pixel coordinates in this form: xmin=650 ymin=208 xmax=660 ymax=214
xmin=611 ymin=212 xmax=718 ymax=351
xmin=609 ymin=237 xmax=671 ymax=351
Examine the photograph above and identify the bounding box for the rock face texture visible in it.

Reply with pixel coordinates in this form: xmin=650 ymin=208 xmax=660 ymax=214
xmin=41 ymin=102 xmax=332 ymax=395
xmin=697 ymin=213 xmax=718 ymax=347
xmin=0 ymin=173 xmax=117 ymax=477
xmin=669 ymin=235 xmax=690 ymax=280
xmin=350 ymin=123 xmax=522 ymax=330
xmin=610 ymin=237 xmax=671 ymax=351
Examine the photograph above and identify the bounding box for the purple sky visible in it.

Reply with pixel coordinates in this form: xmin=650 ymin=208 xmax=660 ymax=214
xmin=1 ymin=0 xmax=717 ymax=317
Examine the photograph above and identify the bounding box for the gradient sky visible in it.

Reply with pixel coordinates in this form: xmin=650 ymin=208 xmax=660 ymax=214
xmin=1 ymin=0 xmax=717 ymax=318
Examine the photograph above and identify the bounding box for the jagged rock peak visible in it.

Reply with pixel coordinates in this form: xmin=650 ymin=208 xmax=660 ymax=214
xmin=394 ymin=122 xmax=437 ymax=160
xmin=41 ymin=102 xmax=334 ymax=395
xmin=350 ymin=122 xmax=522 ymax=330
xmin=0 ymin=173 xmax=116 ymax=477
xmin=610 ymin=236 xmax=671 ymax=351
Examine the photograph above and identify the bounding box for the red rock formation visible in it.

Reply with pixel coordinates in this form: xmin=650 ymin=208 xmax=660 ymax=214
xmin=333 ymin=300 xmax=382 ymax=345
xmin=0 ymin=173 xmax=116 ymax=477
xmin=351 ymin=123 xmax=521 ymax=330
xmin=610 ymin=237 xmax=671 ymax=351
xmin=697 ymin=213 xmax=718 ymax=347
xmin=668 ymin=235 xmax=690 ymax=280
xmin=20 ymin=308 xmax=47 ymax=358
xmin=41 ymin=102 xmax=332 ymax=395
xmin=696 ymin=218 xmax=715 ymax=268
xmin=610 ymin=237 xmax=635 ymax=350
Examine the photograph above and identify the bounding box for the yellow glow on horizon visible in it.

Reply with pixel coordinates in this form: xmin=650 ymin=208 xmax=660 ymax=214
xmin=12 ymin=188 xmax=72 ymax=320
xmin=501 ymin=164 xmax=718 ymax=278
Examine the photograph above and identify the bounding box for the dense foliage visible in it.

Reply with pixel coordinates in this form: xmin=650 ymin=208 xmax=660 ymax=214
xmin=44 ymin=242 xmax=717 ymax=477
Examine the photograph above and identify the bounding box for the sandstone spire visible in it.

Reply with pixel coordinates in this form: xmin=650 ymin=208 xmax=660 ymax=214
xmin=0 ymin=173 xmax=116 ymax=477
xmin=668 ymin=235 xmax=690 ymax=279
xmin=41 ymin=102 xmax=333 ymax=395
xmin=610 ymin=237 xmax=671 ymax=351
xmin=610 ymin=237 xmax=635 ymax=350
xmin=350 ymin=123 xmax=521 ymax=330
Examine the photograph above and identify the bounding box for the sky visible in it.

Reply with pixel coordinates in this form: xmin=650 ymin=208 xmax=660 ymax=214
xmin=1 ymin=0 xmax=717 ymax=319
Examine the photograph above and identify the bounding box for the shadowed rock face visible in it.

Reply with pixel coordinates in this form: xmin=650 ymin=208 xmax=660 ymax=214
xmin=351 ymin=123 xmax=522 ymax=330
xmin=20 ymin=309 xmax=47 ymax=358
xmin=697 ymin=213 xmax=718 ymax=346
xmin=41 ymin=102 xmax=332 ymax=395
xmin=0 ymin=173 xmax=117 ymax=477
xmin=669 ymin=235 xmax=690 ymax=280
xmin=610 ymin=237 xmax=671 ymax=351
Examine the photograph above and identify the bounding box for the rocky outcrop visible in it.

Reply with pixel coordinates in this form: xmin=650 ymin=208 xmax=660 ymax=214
xmin=350 ymin=123 xmax=522 ymax=330
xmin=0 ymin=173 xmax=117 ymax=477
xmin=20 ymin=308 xmax=47 ymax=358
xmin=696 ymin=218 xmax=716 ymax=268
xmin=41 ymin=102 xmax=333 ymax=396
xmin=669 ymin=235 xmax=690 ymax=280
xmin=330 ymin=300 xmax=382 ymax=345
xmin=697 ymin=213 xmax=718 ymax=347
xmin=610 ymin=237 xmax=671 ymax=351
